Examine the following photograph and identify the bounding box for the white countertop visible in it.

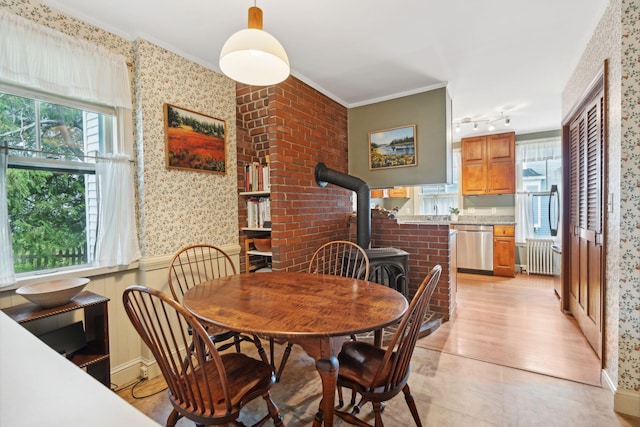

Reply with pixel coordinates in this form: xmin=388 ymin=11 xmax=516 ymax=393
xmin=0 ymin=311 xmax=161 ymax=427
xmin=396 ymin=214 xmax=516 ymax=225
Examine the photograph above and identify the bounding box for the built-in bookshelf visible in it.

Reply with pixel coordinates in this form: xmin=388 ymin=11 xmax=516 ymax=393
xmin=240 ymin=192 xmax=271 ymax=230
xmin=243 ymin=162 xmax=270 ymax=193
xmin=241 ymin=160 xmax=272 ymax=272
xmin=244 ymin=238 xmax=271 ymax=272
xmin=241 ymin=192 xmax=272 ymax=271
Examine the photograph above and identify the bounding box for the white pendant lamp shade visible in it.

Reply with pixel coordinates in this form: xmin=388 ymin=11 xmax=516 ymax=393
xmin=220 ymin=6 xmax=290 ymax=86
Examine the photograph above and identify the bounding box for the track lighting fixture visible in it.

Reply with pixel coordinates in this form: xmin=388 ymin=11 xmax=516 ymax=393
xmin=453 ymin=112 xmax=512 ymax=133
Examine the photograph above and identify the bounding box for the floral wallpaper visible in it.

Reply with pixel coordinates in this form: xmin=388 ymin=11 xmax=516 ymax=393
xmin=563 ymin=0 xmax=622 ymax=388
xmin=563 ymin=0 xmax=639 ymax=397
xmin=619 ymin=0 xmax=640 ymax=395
xmin=132 ymin=40 xmax=238 ymax=256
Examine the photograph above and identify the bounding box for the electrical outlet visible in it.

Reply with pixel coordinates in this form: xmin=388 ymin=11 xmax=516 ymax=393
xmin=140 ymin=366 xmax=148 ymax=379
xmin=491 ymin=207 xmax=497 ymax=214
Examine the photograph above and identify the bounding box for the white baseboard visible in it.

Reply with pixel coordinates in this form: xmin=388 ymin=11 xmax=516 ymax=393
xmin=110 ymin=357 xmax=159 ymax=390
xmin=110 ymin=358 xmax=144 ymax=390
xmin=614 ymin=388 xmax=640 ymax=418
xmin=601 ymin=369 xmax=640 ymax=417
xmin=144 ymin=359 xmax=162 ymax=380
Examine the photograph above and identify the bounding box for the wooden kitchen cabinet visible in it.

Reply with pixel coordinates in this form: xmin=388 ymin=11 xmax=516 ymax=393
xmin=461 ymin=132 xmax=515 ymax=195
xmin=370 ymin=189 xmax=385 ymax=198
xmin=493 ymin=225 xmax=515 ymax=277
xmin=370 ymin=187 xmax=412 ymax=199
xmin=387 ymin=187 xmax=412 ymax=198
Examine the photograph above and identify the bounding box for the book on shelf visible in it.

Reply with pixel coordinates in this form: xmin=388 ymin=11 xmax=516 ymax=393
xmin=246 ymin=197 xmax=270 ymax=228
xmin=244 ymin=162 xmax=270 ymax=192
xmin=259 ymin=197 xmax=271 ymax=226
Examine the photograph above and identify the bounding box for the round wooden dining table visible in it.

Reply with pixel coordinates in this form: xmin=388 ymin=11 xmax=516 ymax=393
xmin=182 ymin=271 xmax=408 ymax=427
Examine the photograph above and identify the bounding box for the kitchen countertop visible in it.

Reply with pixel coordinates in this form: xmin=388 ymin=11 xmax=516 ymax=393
xmin=1 ymin=311 xmax=161 ymax=427
xmin=396 ymin=214 xmax=516 ymax=226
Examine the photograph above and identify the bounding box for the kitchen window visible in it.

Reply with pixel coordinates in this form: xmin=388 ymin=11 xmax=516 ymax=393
xmin=515 ymin=137 xmax=562 ymax=243
xmin=417 ymin=148 xmax=460 ymax=215
xmin=1 ymin=87 xmax=114 ymax=274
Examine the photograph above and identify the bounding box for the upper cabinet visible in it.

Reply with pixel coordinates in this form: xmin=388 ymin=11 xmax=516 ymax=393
xmin=461 ymin=132 xmax=515 ymax=195
xmin=371 ymin=187 xmax=413 ymax=199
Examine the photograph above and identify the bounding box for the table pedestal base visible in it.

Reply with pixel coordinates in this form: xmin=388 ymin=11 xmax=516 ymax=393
xmin=293 ymin=336 xmax=346 ymax=427
xmin=312 ymin=356 xmax=338 ymax=427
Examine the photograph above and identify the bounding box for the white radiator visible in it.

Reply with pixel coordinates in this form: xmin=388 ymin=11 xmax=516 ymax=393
xmin=526 ymin=238 xmax=554 ymax=275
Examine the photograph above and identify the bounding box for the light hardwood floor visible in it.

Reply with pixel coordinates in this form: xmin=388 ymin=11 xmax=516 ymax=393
xmin=418 ymin=272 xmax=602 ymax=386
xmin=117 ymin=272 xmax=638 ymax=426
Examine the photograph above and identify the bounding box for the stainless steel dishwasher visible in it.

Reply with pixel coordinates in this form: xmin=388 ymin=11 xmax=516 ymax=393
xmin=455 ymin=224 xmax=493 ymax=273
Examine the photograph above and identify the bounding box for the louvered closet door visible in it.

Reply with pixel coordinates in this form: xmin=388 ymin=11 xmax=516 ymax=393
xmin=567 ymin=91 xmax=604 ymax=359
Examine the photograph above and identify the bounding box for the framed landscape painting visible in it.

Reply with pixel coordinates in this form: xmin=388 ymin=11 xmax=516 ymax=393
xmin=368 ymin=124 xmax=417 ymax=170
xmin=164 ymin=104 xmax=226 ymax=174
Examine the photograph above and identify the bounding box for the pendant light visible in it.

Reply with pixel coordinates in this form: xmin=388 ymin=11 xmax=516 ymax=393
xmin=219 ymin=3 xmax=290 ymax=86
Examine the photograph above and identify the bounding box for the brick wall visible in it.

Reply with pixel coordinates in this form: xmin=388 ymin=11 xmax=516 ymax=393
xmin=237 ymin=76 xmax=351 ymax=272
xmin=351 ymin=212 xmax=456 ymax=320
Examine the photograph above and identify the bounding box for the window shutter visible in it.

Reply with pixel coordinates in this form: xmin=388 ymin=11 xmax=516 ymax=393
xmin=585 ymin=98 xmax=603 ymax=236
xmin=568 ymin=114 xmax=583 ymax=232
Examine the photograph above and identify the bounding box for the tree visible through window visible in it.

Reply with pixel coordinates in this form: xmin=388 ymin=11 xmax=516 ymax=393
xmin=7 ymin=169 xmax=88 ymax=272
xmin=1 ymin=87 xmax=115 ymax=274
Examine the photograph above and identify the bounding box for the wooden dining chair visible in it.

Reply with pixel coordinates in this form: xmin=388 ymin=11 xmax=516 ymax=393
xmin=123 ymin=286 xmax=284 ymax=427
xmin=307 ymin=240 xmax=370 ymax=279
xmin=167 ymin=244 xmax=268 ymax=363
xmin=326 ymin=264 xmax=442 ymax=427
xmin=273 ymin=240 xmax=370 ymax=381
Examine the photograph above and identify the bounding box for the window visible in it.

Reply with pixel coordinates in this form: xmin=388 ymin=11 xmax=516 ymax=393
xmin=515 ymin=137 xmax=562 ymax=242
xmin=521 ymin=157 xmax=561 ymax=236
xmin=0 ymin=12 xmax=137 ymax=287
xmin=1 ymin=86 xmax=116 ymax=274
xmin=416 ymin=148 xmax=459 ymax=215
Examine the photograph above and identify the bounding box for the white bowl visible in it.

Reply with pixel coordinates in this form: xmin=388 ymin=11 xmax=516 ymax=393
xmin=16 ymin=278 xmax=90 ymax=308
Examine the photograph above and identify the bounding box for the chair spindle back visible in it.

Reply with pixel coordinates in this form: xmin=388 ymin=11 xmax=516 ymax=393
xmin=168 ymin=244 xmax=236 ymax=301
xmin=123 ymin=286 xmax=233 ymax=417
xmin=308 ymin=240 xmax=370 ymax=279
xmin=372 ymin=264 xmax=441 ymax=391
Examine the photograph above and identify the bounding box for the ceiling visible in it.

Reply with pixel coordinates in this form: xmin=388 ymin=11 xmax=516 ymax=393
xmin=42 ymin=0 xmax=608 ymax=140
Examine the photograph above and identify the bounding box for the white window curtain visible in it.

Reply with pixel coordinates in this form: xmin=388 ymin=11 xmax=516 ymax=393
xmin=0 ymin=10 xmax=139 ymax=272
xmin=0 ymin=10 xmax=132 ymax=109
xmin=515 ymin=137 xmax=561 ymax=244
xmin=94 ymin=155 xmax=141 ymax=267
xmin=516 ymin=138 xmax=562 ymax=163
xmin=515 ymin=193 xmax=533 ymax=245
xmin=0 ymin=150 xmax=16 ymax=287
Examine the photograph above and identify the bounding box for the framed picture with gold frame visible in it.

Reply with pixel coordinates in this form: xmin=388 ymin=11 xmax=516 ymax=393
xmin=368 ymin=124 xmax=417 ymax=170
xmin=164 ymin=104 xmax=226 ymax=174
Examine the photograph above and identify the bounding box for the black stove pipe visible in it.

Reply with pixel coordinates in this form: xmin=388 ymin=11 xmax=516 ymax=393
xmin=315 ymin=162 xmax=370 ymax=249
